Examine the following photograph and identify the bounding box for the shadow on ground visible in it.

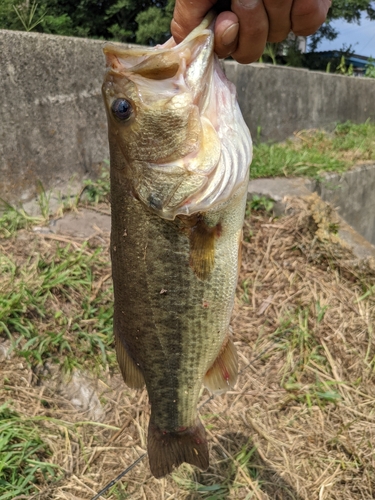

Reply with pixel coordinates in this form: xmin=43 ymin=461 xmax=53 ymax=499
xmin=184 ymin=431 xmax=303 ymax=500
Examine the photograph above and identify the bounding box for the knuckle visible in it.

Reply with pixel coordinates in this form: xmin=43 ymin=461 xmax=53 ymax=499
xmin=234 ymin=49 xmax=263 ymax=64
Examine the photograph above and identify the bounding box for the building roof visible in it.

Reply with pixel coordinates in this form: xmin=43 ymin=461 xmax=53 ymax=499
xmin=313 ymin=50 xmax=374 ymax=69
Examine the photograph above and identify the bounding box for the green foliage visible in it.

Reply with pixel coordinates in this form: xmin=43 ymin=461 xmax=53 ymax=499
xmin=0 ymin=0 xmax=175 ymax=43
xmin=83 ymin=164 xmax=110 ymax=204
xmin=0 ymin=404 xmax=60 ymax=499
xmin=272 ymin=305 xmax=343 ymax=408
xmin=0 ymin=202 xmax=43 ymax=239
xmin=259 ymin=43 xmax=278 ymax=65
xmin=365 ymin=57 xmax=375 ymax=78
xmin=248 ymin=195 xmax=274 ymax=213
xmin=303 ymin=45 xmax=355 ymax=73
xmin=260 ymin=36 xmax=305 ymax=68
xmin=309 ymin=0 xmax=375 ymax=51
xmin=252 ymin=120 xmax=375 ymax=179
xmin=0 ymin=233 xmax=115 ymax=370
xmin=335 ymin=55 xmax=354 ymax=75
xmin=13 ymin=0 xmax=46 ymax=31
xmin=135 ymin=1 xmax=174 ymax=45
xmin=330 ymin=0 xmax=375 ymax=23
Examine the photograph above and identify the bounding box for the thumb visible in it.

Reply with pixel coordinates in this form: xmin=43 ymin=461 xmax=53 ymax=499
xmin=171 ymin=0 xmax=218 ymax=43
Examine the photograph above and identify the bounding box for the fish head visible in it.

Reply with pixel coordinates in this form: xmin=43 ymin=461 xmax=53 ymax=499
xmin=102 ymin=13 xmax=252 ymax=219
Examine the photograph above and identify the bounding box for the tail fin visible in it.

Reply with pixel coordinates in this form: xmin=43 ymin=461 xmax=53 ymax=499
xmin=148 ymin=419 xmax=209 ymax=478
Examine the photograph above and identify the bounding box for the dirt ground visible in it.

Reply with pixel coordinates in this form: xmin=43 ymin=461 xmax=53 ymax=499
xmin=1 ymin=194 xmax=375 ymax=499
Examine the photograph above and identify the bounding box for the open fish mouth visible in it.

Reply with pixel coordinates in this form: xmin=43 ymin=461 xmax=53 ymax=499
xmin=102 ymin=12 xmax=252 ymax=220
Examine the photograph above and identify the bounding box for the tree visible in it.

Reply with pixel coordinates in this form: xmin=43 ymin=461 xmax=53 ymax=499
xmin=0 ymin=0 xmax=175 ymax=44
xmin=309 ymin=0 xmax=375 ymax=51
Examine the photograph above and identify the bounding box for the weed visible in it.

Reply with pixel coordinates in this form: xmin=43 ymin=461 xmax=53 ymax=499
xmin=109 ymin=482 xmax=130 ymax=499
xmin=365 ymin=57 xmax=375 ymax=78
xmin=13 ymin=0 xmax=47 ymax=32
xmin=248 ymin=195 xmax=274 ymax=213
xmin=0 ymin=202 xmax=43 ymax=238
xmin=0 ymin=241 xmax=114 ymax=371
xmin=0 ymin=404 xmax=60 ymax=499
xmin=251 ymin=120 xmax=375 ymax=178
xmin=36 ymin=180 xmax=52 ymax=219
xmin=241 ymin=279 xmax=251 ymax=304
xmin=272 ymin=306 xmax=342 ymax=408
xmin=83 ymin=163 xmax=110 ymax=204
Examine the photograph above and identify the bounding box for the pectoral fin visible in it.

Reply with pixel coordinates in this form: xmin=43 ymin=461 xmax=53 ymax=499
xmin=115 ymin=335 xmax=145 ymax=389
xmin=188 ymin=217 xmax=221 ymax=280
xmin=204 ymin=337 xmax=238 ymax=394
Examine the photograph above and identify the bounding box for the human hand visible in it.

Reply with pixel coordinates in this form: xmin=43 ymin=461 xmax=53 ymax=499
xmin=171 ymin=0 xmax=331 ymax=64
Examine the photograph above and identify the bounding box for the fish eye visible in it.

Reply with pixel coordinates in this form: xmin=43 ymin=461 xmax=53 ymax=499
xmin=111 ymin=98 xmax=133 ymax=121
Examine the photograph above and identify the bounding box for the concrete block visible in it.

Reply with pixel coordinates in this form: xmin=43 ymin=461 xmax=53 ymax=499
xmin=248 ymin=177 xmax=313 ymax=215
xmin=314 ymin=163 xmax=375 ymax=245
xmin=248 ymin=174 xmax=375 ymax=261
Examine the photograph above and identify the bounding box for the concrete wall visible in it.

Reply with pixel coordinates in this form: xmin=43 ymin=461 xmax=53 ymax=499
xmin=224 ymin=62 xmax=375 ymax=142
xmin=0 ymin=30 xmax=130 ymax=205
xmin=1 ymin=29 xmax=375 ymax=205
xmin=313 ymin=164 xmax=375 ymax=246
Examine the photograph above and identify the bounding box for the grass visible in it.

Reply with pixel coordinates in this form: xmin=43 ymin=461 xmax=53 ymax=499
xmin=252 ymin=120 xmax=375 ymax=178
xmin=0 ymin=404 xmax=60 ymax=499
xmin=0 ymin=241 xmax=114 ymax=372
xmin=0 ymin=184 xmax=115 ymax=374
xmin=1 ymin=123 xmax=375 ymax=498
xmin=83 ymin=161 xmax=111 ymax=204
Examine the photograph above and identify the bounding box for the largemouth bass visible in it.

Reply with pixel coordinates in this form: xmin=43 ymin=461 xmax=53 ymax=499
xmin=102 ymin=12 xmax=252 ymax=478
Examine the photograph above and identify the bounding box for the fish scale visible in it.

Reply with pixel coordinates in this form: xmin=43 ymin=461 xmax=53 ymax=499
xmin=102 ymin=12 xmax=252 ymax=478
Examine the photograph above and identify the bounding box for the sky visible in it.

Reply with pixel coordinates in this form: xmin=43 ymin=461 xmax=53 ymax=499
xmin=312 ymin=16 xmax=375 ymax=57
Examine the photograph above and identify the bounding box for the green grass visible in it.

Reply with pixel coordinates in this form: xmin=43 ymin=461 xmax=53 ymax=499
xmin=271 ymin=305 xmax=342 ymax=408
xmin=83 ymin=162 xmax=110 ymax=204
xmin=0 ymin=171 xmax=114 ymax=373
xmin=0 ymin=202 xmax=44 ymax=239
xmin=252 ymin=120 xmax=375 ymax=179
xmin=0 ymin=404 xmax=60 ymax=499
xmin=0 ymin=240 xmax=115 ymax=372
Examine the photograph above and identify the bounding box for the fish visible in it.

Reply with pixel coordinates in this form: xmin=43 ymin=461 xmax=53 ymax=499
xmin=101 ymin=12 xmax=252 ymax=479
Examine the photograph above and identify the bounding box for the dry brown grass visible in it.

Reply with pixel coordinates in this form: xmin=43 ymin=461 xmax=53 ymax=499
xmin=1 ymin=194 xmax=375 ymax=499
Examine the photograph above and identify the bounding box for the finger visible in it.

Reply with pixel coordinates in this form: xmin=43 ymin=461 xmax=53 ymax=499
xmin=230 ymin=0 xmax=269 ymax=64
xmin=214 ymin=11 xmax=240 ymax=59
xmin=291 ymin=0 xmax=331 ymax=36
xmin=171 ymin=0 xmax=217 ymax=43
xmin=263 ymin=0 xmax=293 ymax=43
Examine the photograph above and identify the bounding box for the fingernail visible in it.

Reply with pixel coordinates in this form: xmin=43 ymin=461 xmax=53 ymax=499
xmin=222 ymin=23 xmax=239 ymax=46
xmin=238 ymin=0 xmax=258 ymax=7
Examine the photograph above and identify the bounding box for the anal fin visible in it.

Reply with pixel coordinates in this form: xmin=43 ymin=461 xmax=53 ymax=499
xmin=148 ymin=418 xmax=209 ymax=478
xmin=115 ymin=335 xmax=145 ymax=389
xmin=204 ymin=336 xmax=238 ymax=394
